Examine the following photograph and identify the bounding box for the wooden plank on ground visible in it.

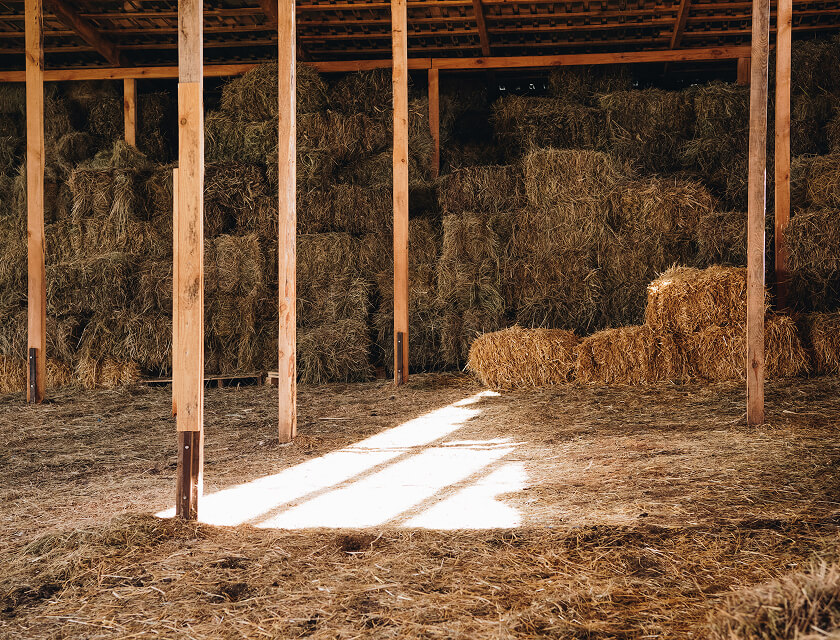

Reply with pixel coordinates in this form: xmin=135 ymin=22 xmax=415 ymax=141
xmin=428 ymin=68 xmax=440 ymax=179
xmin=123 ymin=78 xmax=136 ymax=146
xmin=175 ymin=0 xmax=204 ymax=520
xmin=25 ymin=0 xmax=45 ymax=404
xmin=774 ymin=0 xmax=792 ymax=310
xmin=392 ymin=0 xmax=409 ymax=385
xmin=747 ymin=0 xmax=769 ymax=426
xmin=278 ymin=0 xmax=297 ymax=443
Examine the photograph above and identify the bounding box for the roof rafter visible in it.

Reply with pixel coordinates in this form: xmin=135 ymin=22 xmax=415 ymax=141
xmin=45 ymin=0 xmax=129 ymax=66
xmin=670 ymin=0 xmax=692 ymax=48
xmin=472 ymin=0 xmax=491 ymax=56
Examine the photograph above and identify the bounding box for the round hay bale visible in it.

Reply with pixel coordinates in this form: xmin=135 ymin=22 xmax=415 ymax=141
xmin=467 ymin=325 xmax=579 ymax=389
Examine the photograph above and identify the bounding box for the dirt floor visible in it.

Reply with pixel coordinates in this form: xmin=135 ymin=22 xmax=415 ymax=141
xmin=1 ymin=374 xmax=840 ymax=638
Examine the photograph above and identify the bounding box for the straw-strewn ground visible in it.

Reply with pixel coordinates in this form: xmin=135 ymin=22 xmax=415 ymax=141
xmin=2 ymin=374 xmax=840 ymax=638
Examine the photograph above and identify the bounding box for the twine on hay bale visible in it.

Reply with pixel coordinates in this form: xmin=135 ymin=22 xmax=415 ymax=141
xmin=645 ymin=265 xmax=764 ymax=334
xmin=467 ymin=325 xmax=579 ymax=390
xmin=685 ymin=314 xmax=808 ymax=382
xmin=801 ymin=312 xmax=840 ymax=374
xmin=437 ymin=165 xmax=525 ymax=215
xmin=706 ymin=563 xmax=840 ymax=640
xmin=575 ymin=325 xmax=689 ymax=385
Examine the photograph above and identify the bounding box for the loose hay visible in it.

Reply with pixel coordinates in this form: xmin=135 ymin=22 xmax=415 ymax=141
xmin=645 ymin=265 xmax=759 ymax=334
xmin=467 ymin=325 xmax=579 ymax=389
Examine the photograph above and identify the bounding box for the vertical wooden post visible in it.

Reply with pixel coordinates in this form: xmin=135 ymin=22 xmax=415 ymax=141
xmin=774 ymin=0 xmax=792 ymax=311
xmin=428 ymin=68 xmax=440 ymax=179
xmin=392 ymin=0 xmax=409 ymax=385
xmin=747 ymin=0 xmax=769 ymax=426
xmin=737 ymin=57 xmax=751 ymax=86
xmin=172 ymin=167 xmax=179 ymax=418
xmin=25 ymin=0 xmax=45 ymax=404
xmin=278 ymin=0 xmax=297 ymax=443
xmin=175 ymin=0 xmax=204 ymax=520
xmin=123 ymin=78 xmax=137 ymax=146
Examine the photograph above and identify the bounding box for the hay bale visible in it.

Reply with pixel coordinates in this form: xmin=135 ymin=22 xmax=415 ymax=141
xmin=696 ymin=209 xmax=747 ymax=266
xmin=205 ymin=111 xmax=277 ymax=164
xmin=681 ymin=134 xmax=749 ymax=210
xmin=206 ymin=234 xmax=264 ymax=296
xmin=0 ymin=84 xmax=25 ymax=115
xmin=791 ymin=153 xmax=840 ymax=209
xmin=86 ymin=96 xmax=123 ymax=142
xmin=600 ymin=87 xmax=695 ymax=174
xmin=491 ymin=95 xmax=603 ymax=157
xmin=220 ymin=63 xmax=327 ymax=120
xmin=467 ymin=325 xmax=579 ymax=389
xmin=443 ymin=142 xmax=504 ymax=170
xmin=786 ymin=208 xmax=840 ymax=311
xmin=686 ymin=314 xmax=808 ymax=381
xmin=791 ymin=35 xmax=840 ymax=96
xmin=523 ymin=147 xmax=629 ymax=211
xmin=692 ymin=82 xmax=749 ymax=139
xmin=645 ymin=265 xmax=761 ymax=333
xmin=801 ymin=312 xmax=840 ymax=375
xmin=77 ymin=310 xmax=171 ymax=375
xmin=204 ymin=163 xmax=270 ymax=236
xmin=75 ymin=356 xmax=140 ymax=390
xmin=575 ymin=325 xmax=689 ymax=385
xmin=297 ymin=317 xmax=372 ymax=384
xmin=329 ymin=69 xmax=393 ymax=116
xmin=297 ymin=184 xmax=391 ymax=234
xmin=437 ymin=213 xmax=507 ymax=366
xmin=0 ymin=357 xmax=76 ymax=393
xmin=547 ymin=65 xmax=632 ymax=104
xmin=47 ymin=252 xmax=136 ymax=316
xmin=706 ymin=563 xmax=840 ymax=640
xmin=615 ymin=176 xmax=714 ymax=239
xmin=437 ymin=165 xmax=525 ymax=215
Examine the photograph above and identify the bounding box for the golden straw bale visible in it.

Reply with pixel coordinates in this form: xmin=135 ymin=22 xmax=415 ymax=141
xmin=686 ymin=315 xmax=808 ymax=381
xmin=574 ymin=325 xmax=690 ymax=385
xmin=645 ymin=265 xmax=765 ymax=333
xmin=0 ymin=357 xmax=76 ymax=393
xmin=467 ymin=325 xmax=579 ymax=390
xmin=75 ymin=357 xmax=141 ymax=390
xmin=615 ymin=176 xmax=714 ymax=238
xmin=801 ymin=312 xmax=840 ymax=374
xmin=297 ymin=318 xmax=372 ymax=384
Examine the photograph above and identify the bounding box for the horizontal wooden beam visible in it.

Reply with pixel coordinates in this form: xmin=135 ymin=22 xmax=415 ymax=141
xmin=0 ymin=45 xmax=752 ymax=81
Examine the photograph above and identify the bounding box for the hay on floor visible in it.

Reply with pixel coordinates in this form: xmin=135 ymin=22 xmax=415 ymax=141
xmin=575 ymin=325 xmax=689 ymax=385
xmin=467 ymin=325 xmax=579 ymax=390
xmin=645 ymin=265 xmax=760 ymax=334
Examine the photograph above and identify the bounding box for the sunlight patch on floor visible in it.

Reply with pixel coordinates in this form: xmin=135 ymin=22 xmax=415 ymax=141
xmin=157 ymin=390 xmax=527 ymax=529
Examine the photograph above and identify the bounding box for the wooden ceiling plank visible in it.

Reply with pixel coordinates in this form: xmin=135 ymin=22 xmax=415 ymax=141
xmin=44 ymin=0 xmax=128 ymax=65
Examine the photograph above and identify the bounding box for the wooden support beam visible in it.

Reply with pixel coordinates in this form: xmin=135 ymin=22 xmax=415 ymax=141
xmin=747 ymin=0 xmax=769 ymax=426
xmin=393 ymin=0 xmax=409 ymax=385
xmin=258 ymin=0 xmax=278 ymax=28
xmin=278 ymin=0 xmax=297 ymax=443
xmin=774 ymin=0 xmax=792 ymax=310
xmin=123 ymin=78 xmax=136 ymax=146
xmin=25 ymin=0 xmax=45 ymax=404
xmin=428 ymin=68 xmax=440 ymax=179
xmin=172 ymin=167 xmax=179 ymax=418
xmin=44 ymin=0 xmax=128 ymax=66
xmin=670 ymin=0 xmax=691 ymax=48
xmin=175 ymin=0 xmax=204 ymax=520
xmin=472 ymin=0 xmax=491 ymax=56
xmin=737 ymin=56 xmax=751 ymax=85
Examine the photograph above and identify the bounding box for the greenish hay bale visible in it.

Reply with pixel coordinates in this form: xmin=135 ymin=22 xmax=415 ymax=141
xmin=0 ymin=84 xmax=25 ymax=115
xmin=220 ymin=63 xmax=327 ymax=121
xmin=802 ymin=312 xmax=840 ymax=375
xmin=615 ymin=176 xmax=714 ymax=239
xmin=297 ymin=184 xmax=392 ymax=234
xmin=205 ymin=111 xmax=277 ymax=164
xmin=44 ymin=96 xmax=75 ymax=143
xmin=68 ymin=168 xmax=145 ymax=234
xmin=443 ymin=142 xmax=504 ymax=170
xmin=361 ymin=218 xmax=441 ymax=289
xmin=522 ymin=147 xmax=629 ymax=210
xmin=12 ymin=162 xmax=73 ymax=225
xmin=645 ymin=265 xmax=763 ymax=334
xmin=205 ymin=234 xmax=264 ymax=297
xmin=792 ymin=93 xmax=834 ymax=156
xmin=575 ymin=325 xmax=689 ymax=385
xmin=329 ymin=69 xmax=393 ymax=116
xmin=0 ymin=357 xmax=76 ymax=393
xmin=78 ymin=310 xmax=170 ymax=375
xmin=85 ymin=139 xmax=152 ymax=170
xmin=204 ymin=162 xmax=270 ymax=236
xmin=686 ymin=314 xmax=808 ymax=381
xmin=207 ymin=290 xmax=260 ymax=340
xmin=696 ymin=209 xmax=747 ymax=267
xmin=46 ymin=252 xmax=136 ymax=316
xmin=437 ymin=213 xmax=507 ymax=366
xmin=681 ymin=134 xmax=749 ymax=210
xmin=75 ymin=356 xmax=140 ymax=390
xmin=467 ymin=325 xmax=579 ymax=390
xmin=600 ymin=87 xmax=695 ymax=174
xmin=142 ymin=166 xmax=174 ymax=223
xmin=706 ymin=563 xmax=840 ymax=640
xmin=787 ymin=208 xmax=840 ymax=311
xmin=691 ymin=82 xmax=749 ymax=139
xmin=0 ymin=306 xmax=82 ymax=364
xmin=52 ymin=131 xmax=97 ymax=176
xmin=298 ymin=317 xmax=372 ymax=384
xmin=547 ymin=65 xmax=631 ymax=104
xmin=792 ymin=153 xmax=840 ymax=209
xmin=791 ymin=35 xmax=840 ymax=96
xmin=437 ymin=165 xmax=525 ymax=215
xmin=491 ymin=95 xmax=603 ymax=157
xmin=86 ymin=96 xmax=123 ymax=142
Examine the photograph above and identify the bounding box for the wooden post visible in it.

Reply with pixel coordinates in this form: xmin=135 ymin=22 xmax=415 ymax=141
xmin=172 ymin=167 xmax=178 ymax=418
xmin=123 ymin=78 xmax=136 ymax=146
xmin=747 ymin=0 xmax=769 ymax=426
xmin=175 ymin=0 xmax=204 ymax=520
xmin=25 ymin=0 xmax=45 ymax=404
xmin=774 ymin=0 xmax=792 ymax=310
xmin=428 ymin=68 xmax=440 ymax=179
xmin=392 ymin=0 xmax=409 ymax=385
xmin=278 ymin=0 xmax=297 ymax=443
xmin=737 ymin=57 xmax=751 ymax=86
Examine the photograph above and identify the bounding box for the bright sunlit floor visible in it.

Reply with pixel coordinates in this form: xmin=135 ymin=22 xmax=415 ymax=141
xmin=158 ymin=390 xmax=528 ymax=529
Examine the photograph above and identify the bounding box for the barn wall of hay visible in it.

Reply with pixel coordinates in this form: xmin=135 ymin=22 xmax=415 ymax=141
xmin=2 ymin=35 xmax=840 ymax=389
